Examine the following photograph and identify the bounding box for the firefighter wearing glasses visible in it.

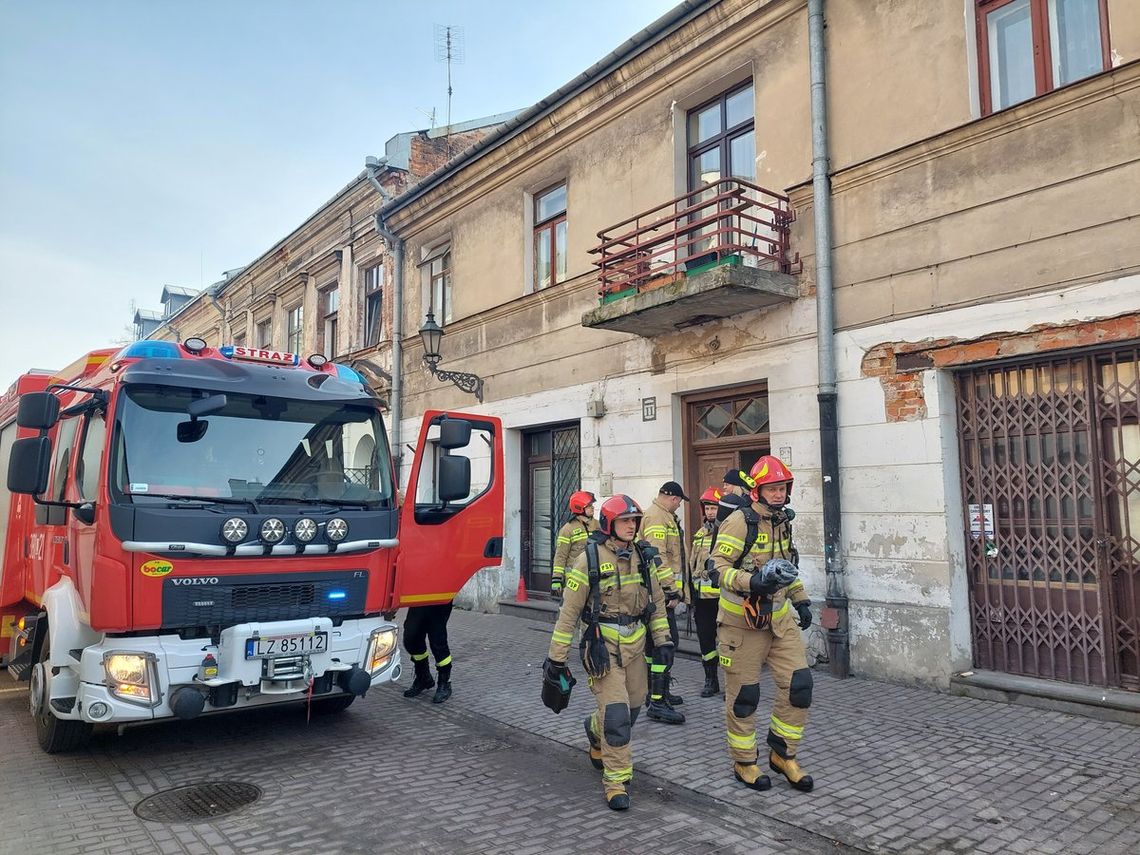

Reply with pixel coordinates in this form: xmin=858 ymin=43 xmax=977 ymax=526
xmin=543 ymin=495 xmax=672 ymax=811
xmin=551 ymin=491 xmax=598 ymax=598
xmin=712 ymin=455 xmax=815 ymax=793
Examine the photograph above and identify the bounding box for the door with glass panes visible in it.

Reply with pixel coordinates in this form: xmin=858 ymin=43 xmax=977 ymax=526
xmin=521 ymin=423 xmax=581 ymax=596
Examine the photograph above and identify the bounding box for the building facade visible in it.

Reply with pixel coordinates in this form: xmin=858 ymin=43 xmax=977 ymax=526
xmin=372 ymin=0 xmax=1140 ymax=697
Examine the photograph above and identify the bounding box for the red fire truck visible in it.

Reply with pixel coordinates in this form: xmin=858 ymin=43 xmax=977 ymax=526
xmin=0 ymin=339 xmax=503 ymax=752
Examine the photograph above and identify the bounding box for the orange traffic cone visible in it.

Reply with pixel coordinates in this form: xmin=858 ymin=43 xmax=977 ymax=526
xmin=516 ymin=576 xmax=529 ymax=602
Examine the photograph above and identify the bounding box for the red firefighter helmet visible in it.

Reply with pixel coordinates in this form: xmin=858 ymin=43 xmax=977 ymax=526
xmin=699 ymin=487 xmax=721 ymax=506
xmin=569 ymin=490 xmax=596 ymax=515
xmin=598 ymin=495 xmax=643 ymax=538
xmin=749 ymin=455 xmax=794 ymax=505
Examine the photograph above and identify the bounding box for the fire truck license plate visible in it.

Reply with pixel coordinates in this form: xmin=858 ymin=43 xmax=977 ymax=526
xmin=245 ymin=632 xmax=328 ymax=659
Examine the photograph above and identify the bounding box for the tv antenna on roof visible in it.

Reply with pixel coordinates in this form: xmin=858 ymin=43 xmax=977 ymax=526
xmin=433 ymin=24 xmax=465 ymax=158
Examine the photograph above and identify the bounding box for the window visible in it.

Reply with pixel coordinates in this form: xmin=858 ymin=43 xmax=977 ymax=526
xmin=534 ymin=184 xmax=568 ymax=289
xmin=425 ymin=245 xmax=452 ymax=325
xmin=364 ymin=263 xmax=383 ymax=346
xmin=76 ymin=413 xmax=107 ymax=501
xmin=687 ymin=81 xmax=755 ymax=257
xmin=321 ymin=285 xmax=339 ymax=356
xmin=256 ymin=318 xmax=272 ymax=349
xmin=286 ymin=304 xmax=304 ymax=354
xmin=977 ymin=0 xmax=1109 ymax=114
xmin=50 ymin=417 xmax=80 ymax=503
xmin=233 ymin=333 xmax=246 ymax=349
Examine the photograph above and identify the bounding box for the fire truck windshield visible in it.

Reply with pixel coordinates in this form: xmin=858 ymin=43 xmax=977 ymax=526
xmin=111 ymin=385 xmax=392 ymax=507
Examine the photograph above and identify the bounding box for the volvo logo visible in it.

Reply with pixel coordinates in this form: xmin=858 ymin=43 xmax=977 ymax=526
xmin=172 ymin=577 xmax=220 ymax=586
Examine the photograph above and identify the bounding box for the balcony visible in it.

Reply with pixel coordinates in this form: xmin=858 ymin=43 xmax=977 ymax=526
xmin=582 ymin=179 xmax=800 ymax=336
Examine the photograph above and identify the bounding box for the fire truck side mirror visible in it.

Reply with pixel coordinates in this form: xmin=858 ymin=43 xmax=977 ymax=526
xmin=7 ymin=436 xmax=52 ymax=496
xmin=16 ymin=392 xmax=60 ymax=430
xmin=438 ymin=418 xmax=472 ymax=450
xmin=437 ymin=455 xmax=472 ymax=503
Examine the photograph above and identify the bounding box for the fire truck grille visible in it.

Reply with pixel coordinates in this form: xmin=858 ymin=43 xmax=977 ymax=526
xmin=161 ymin=571 xmax=368 ymax=628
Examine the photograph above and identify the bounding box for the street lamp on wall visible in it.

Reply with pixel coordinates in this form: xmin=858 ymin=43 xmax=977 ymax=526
xmin=418 ymin=310 xmax=484 ymax=403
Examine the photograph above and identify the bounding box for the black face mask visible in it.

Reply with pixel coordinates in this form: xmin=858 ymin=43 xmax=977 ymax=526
xmin=615 ymin=548 xmax=632 ymax=561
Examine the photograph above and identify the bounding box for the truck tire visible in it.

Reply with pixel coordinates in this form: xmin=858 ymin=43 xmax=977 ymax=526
xmin=308 ymin=694 xmax=356 ymax=714
xmin=31 ymin=636 xmax=93 ymax=754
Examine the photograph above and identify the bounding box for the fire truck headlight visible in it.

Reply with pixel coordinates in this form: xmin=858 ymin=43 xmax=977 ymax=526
xmin=221 ymin=517 xmax=249 ymax=544
xmin=366 ymin=628 xmax=397 ymax=675
xmin=104 ymin=653 xmax=157 ymax=705
xmin=326 ymin=518 xmax=349 ymax=543
xmin=293 ymin=518 xmax=318 ymax=543
xmin=259 ymin=518 xmax=286 ymax=544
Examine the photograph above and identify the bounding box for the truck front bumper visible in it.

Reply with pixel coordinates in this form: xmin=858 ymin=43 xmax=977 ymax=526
xmin=73 ymin=616 xmax=400 ymax=724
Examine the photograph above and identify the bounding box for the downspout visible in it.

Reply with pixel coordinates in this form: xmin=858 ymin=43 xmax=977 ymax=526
xmin=808 ymin=0 xmax=849 ymax=678
xmin=364 ymin=160 xmax=405 ymax=475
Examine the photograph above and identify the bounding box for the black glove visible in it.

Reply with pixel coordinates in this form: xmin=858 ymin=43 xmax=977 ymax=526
xmin=638 ymin=542 xmax=661 ymax=566
xmin=550 ymin=579 xmax=563 ymax=598
xmin=705 ymin=558 xmax=720 ymax=588
xmin=750 ymin=558 xmax=799 ymax=595
xmin=794 ymin=600 xmax=813 ymax=629
xmin=653 ymin=643 xmax=675 ymax=670
xmin=543 ymin=657 xmax=570 ymax=683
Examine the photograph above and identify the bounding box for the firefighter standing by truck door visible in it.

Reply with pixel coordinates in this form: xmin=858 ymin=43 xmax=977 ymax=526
xmin=551 ymin=491 xmax=598 ymax=598
xmin=690 ymin=487 xmax=723 ymax=697
xmin=639 ymin=481 xmax=688 ymax=724
xmin=543 ymin=495 xmax=672 ymax=811
xmin=402 ymin=603 xmax=455 ymax=704
xmin=712 ymin=456 xmax=815 ymax=793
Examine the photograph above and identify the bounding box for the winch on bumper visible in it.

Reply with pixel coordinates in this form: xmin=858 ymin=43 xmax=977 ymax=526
xmin=73 ymin=617 xmax=400 ymax=723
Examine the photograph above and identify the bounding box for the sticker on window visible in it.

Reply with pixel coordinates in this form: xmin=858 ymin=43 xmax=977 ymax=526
xmin=129 ymin=483 xmax=149 ymax=493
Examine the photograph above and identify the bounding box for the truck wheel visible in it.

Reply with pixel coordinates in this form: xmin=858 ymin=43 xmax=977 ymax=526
xmin=308 ymin=694 xmax=356 ymax=714
xmin=30 ymin=636 xmax=93 ymax=754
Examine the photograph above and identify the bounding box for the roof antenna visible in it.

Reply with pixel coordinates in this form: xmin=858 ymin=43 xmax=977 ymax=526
xmin=433 ymin=24 xmax=465 ymax=159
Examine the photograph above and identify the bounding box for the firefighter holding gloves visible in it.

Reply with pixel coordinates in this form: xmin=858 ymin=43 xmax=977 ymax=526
xmin=551 ymin=490 xmax=598 ymax=599
xmin=542 ymin=495 xmax=672 ymax=811
xmin=712 ymin=456 xmax=815 ymax=793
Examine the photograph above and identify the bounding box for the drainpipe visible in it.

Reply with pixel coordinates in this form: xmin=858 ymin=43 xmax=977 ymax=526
xmin=808 ymin=0 xmax=849 ymax=678
xmin=364 ymin=158 xmax=405 ymax=474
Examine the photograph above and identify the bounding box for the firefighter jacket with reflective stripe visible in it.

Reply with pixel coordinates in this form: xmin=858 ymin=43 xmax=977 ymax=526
xmin=690 ymin=521 xmax=720 ymax=599
xmin=548 ymin=537 xmax=671 ymax=662
xmin=552 ymin=516 xmax=598 ymax=586
xmin=711 ymin=504 xmax=809 ymax=635
xmin=638 ymin=499 xmax=684 ymax=600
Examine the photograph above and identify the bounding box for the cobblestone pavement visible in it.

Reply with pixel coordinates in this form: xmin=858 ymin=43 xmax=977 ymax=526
xmin=448 ymin=610 xmax=1140 ymax=855
xmin=0 ymin=656 xmax=838 ymax=855
xmin=3 ymin=609 xmax=1138 ymax=855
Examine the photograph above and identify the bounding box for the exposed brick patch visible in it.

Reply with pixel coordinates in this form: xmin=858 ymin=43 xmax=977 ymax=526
xmin=861 ymin=312 xmax=1140 ymax=422
xmin=408 ymin=128 xmax=495 ymax=178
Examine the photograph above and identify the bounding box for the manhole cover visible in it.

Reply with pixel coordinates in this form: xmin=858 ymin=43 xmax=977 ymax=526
xmin=461 ymin=738 xmax=509 ymax=755
xmin=134 ymin=781 xmax=261 ymax=823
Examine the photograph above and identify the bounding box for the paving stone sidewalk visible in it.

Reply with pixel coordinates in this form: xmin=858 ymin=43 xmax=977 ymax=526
xmin=447 ymin=609 xmax=1140 ymax=855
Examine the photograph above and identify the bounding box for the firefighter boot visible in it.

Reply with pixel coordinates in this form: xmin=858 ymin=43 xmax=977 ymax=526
xmin=700 ymin=660 xmax=719 ymax=698
xmin=584 ymin=716 xmax=603 ymax=770
xmin=604 ymin=783 xmax=630 ymax=812
xmin=733 ymin=761 xmax=772 ymax=791
xmin=666 ymin=671 xmax=684 ymax=705
xmin=403 ymin=657 xmax=435 ymax=698
xmin=646 ymin=673 xmax=685 ymax=724
xmin=431 ymin=662 xmax=452 ymax=704
xmin=769 ymin=751 xmax=814 ymax=792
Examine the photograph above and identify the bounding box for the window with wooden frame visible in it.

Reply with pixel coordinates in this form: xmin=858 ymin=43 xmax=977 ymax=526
xmin=321 ymin=284 xmax=339 ymax=356
xmin=363 ymin=262 xmax=383 ymax=346
xmin=976 ymin=0 xmax=1110 ymax=115
xmin=423 ymin=243 xmax=452 ymax=325
xmin=256 ymin=318 xmax=272 ymax=349
xmin=286 ymin=303 xmax=304 ymax=354
xmin=533 ymin=183 xmax=567 ymax=290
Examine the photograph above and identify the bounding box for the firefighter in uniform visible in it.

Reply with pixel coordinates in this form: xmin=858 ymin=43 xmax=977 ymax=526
xmin=401 ymin=602 xmax=455 ymax=704
xmin=543 ymin=495 xmax=673 ymax=811
xmin=638 ymin=481 xmax=688 ymax=724
xmin=551 ymin=491 xmax=598 ymax=599
xmin=690 ymin=487 xmax=723 ymax=697
xmin=711 ymin=456 xmax=815 ymax=793
xmin=721 ymin=467 xmax=753 ymax=498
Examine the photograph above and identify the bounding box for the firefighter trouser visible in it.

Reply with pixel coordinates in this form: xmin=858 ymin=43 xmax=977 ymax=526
xmin=718 ymin=621 xmax=811 ymax=762
xmin=403 ymin=603 xmax=454 ymax=670
xmin=694 ymin=598 xmax=719 ymax=664
xmin=586 ymin=635 xmax=648 ymax=788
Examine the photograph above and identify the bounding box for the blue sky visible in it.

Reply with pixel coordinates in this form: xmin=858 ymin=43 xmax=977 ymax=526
xmin=0 ymin=0 xmax=677 ymax=389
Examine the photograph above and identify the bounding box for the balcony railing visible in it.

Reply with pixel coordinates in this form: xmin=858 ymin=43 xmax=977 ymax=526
xmin=589 ymin=178 xmax=799 ymax=299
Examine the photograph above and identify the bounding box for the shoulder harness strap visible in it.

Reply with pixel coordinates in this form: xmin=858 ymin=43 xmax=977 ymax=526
xmin=732 ymin=508 xmax=762 ymax=570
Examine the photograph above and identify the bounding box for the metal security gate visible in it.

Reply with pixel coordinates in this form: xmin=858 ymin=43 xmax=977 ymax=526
xmin=956 ymin=345 xmax=1140 ymax=690
xmin=521 ymin=423 xmax=581 ymax=596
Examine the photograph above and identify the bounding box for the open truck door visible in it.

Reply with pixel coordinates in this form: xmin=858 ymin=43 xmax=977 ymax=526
xmin=394 ymin=411 xmax=504 ymax=607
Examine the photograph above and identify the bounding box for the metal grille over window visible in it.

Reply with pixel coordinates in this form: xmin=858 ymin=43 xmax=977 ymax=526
xmin=956 ymin=348 xmax=1140 ymax=690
